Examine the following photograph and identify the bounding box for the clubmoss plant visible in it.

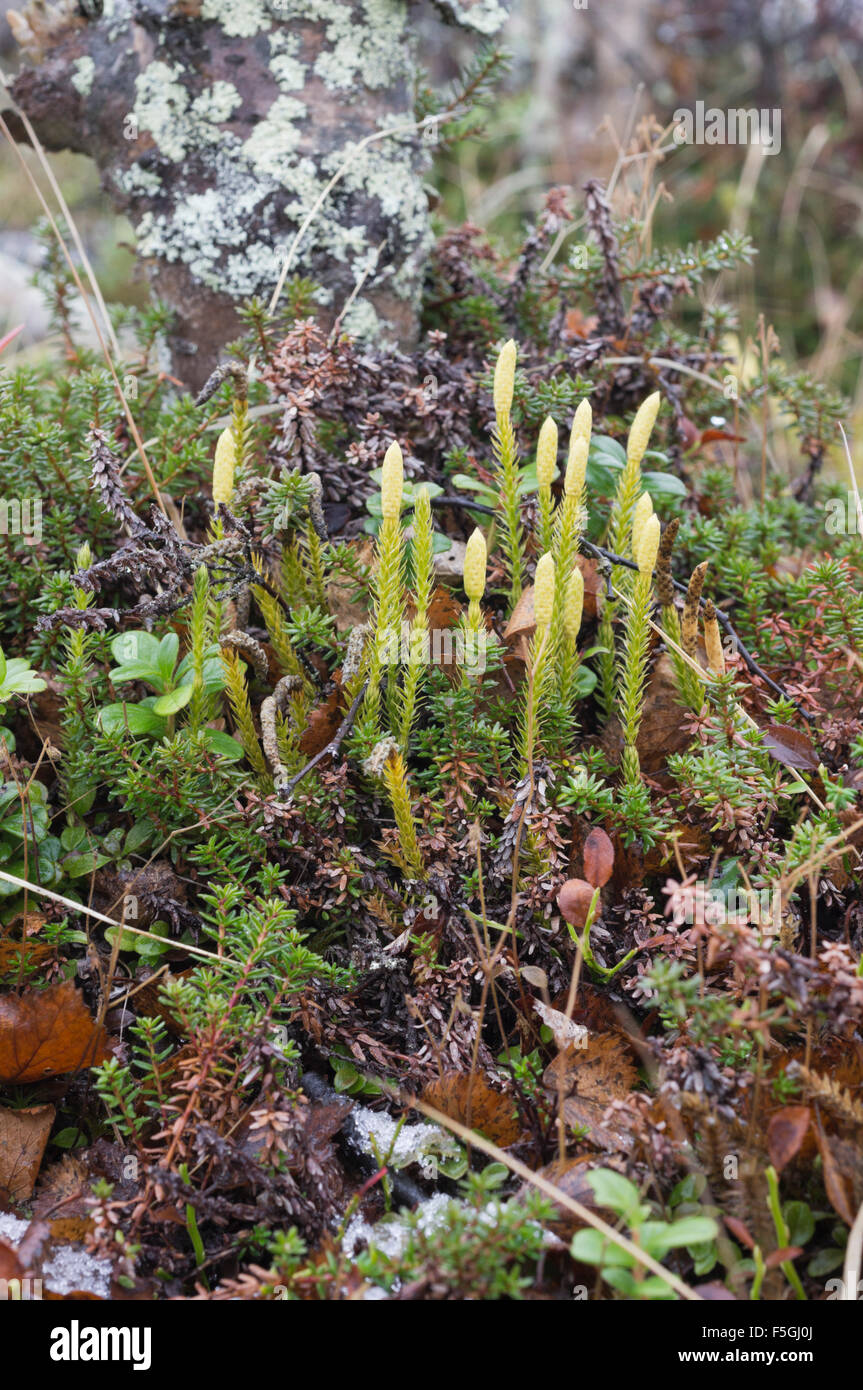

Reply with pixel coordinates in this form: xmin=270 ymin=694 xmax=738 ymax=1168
xmin=399 ymin=486 xmax=434 ymax=749
xmin=187 ymin=564 xmax=213 ymax=736
xmin=558 ymin=564 xmax=585 ymax=715
xmin=221 ymin=649 xmax=269 ymax=787
xmin=212 ymin=427 xmax=236 ymax=509
xmin=303 ymin=478 xmax=329 ymax=612
xmin=598 ymin=392 xmax=662 ymax=717
xmin=252 ymin=581 xmax=304 ymax=684
xmin=381 ymin=747 xmax=425 ymax=879
xmin=463 ymin=525 xmax=487 ymax=633
xmin=550 ymin=401 xmax=590 ymax=689
xmin=360 ymin=441 xmax=406 ymax=745
xmin=617 ymin=508 xmax=660 ymax=787
xmin=56 ymin=542 xmax=98 ymax=813
xmin=518 ymin=552 xmax=555 ymax=765
xmin=535 ymin=415 xmax=558 ymax=555
xmin=630 ymin=491 xmax=654 ymax=566
xmin=492 ymin=340 xmax=525 ymax=606
xmin=608 ymin=392 xmax=662 ymax=567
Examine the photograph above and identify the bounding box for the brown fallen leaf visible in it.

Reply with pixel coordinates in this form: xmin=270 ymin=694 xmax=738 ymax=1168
xmin=813 ymin=1115 xmax=862 ymax=1227
xmin=503 ymin=585 xmax=536 ymax=646
xmin=543 ymin=1030 xmax=639 ymax=1106
xmin=132 ymin=968 xmax=193 ymax=1038
xmin=583 ymin=826 xmax=614 ymax=888
xmin=32 ymin=1154 xmax=89 ymax=1217
xmin=767 ymin=1106 xmax=811 ymax=1174
xmin=0 ymin=980 xmax=108 ymax=1084
xmin=6 ymin=911 xmax=48 ymax=938
xmin=299 ymin=683 xmax=344 ymax=756
xmin=561 ymin=1096 xmax=635 ymax=1153
xmin=576 ymin=556 xmax=603 ymax=622
xmin=423 ymin=1072 xmax=523 ymax=1147
xmin=0 ymin=939 xmax=54 ymax=975
xmin=644 ymin=822 xmax=713 ymax=874
xmin=48 ymin=1217 xmax=95 ymax=1243
xmin=544 ymin=1028 xmax=642 ymax=1152
xmin=762 ymin=724 xmax=819 ymax=771
xmin=0 ymin=1103 xmax=55 ymax=1201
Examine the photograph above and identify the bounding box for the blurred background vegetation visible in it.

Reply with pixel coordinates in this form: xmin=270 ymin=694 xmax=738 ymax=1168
xmin=0 ymin=0 xmax=861 ymax=431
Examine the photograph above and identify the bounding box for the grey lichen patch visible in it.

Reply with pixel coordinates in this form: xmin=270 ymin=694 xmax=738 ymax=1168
xmin=116 ymin=164 xmax=162 ymax=198
xmin=201 ymin=0 xmax=272 ymax=38
xmin=434 ymin=0 xmax=509 ymax=34
xmin=102 ymin=0 xmax=435 ymax=346
xmin=242 ymin=95 xmax=307 ymax=180
xmin=70 ymin=56 xmax=95 ymax=97
xmin=135 ymin=168 xmax=272 ymax=298
xmin=225 ymin=238 xmax=283 ymax=299
xmin=340 ymin=296 xmax=381 ymax=341
xmin=332 ymin=132 xmax=430 ymax=254
xmin=269 ymin=32 xmax=306 ymax=92
xmin=313 ymin=0 xmax=410 ymax=92
xmin=133 ymin=62 xmax=242 ymax=163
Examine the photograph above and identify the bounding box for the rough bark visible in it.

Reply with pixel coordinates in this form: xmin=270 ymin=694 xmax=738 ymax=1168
xmin=5 ymin=0 xmax=507 ymax=388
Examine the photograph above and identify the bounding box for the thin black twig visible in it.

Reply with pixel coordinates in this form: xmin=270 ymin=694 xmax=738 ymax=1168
xmin=279 ymin=680 xmax=368 ymax=802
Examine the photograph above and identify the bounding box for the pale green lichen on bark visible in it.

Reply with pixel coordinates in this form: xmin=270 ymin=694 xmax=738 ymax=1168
xmin=341 ymin=297 xmax=382 ymax=339
xmin=71 ymin=56 xmax=95 ymax=97
xmin=201 ymin=0 xmax=273 ymax=39
xmin=108 ymin=0 xmax=507 ymax=340
xmin=437 ymin=0 xmax=509 ymax=35
xmin=314 ymin=0 xmax=409 ymax=91
xmin=133 ymin=62 xmax=242 ymax=163
xmin=269 ymin=32 xmax=306 ymax=91
xmin=242 ymin=95 xmax=308 ymax=178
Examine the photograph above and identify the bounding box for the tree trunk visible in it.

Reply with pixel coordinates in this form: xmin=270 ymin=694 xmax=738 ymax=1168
xmin=6 ymin=0 xmax=507 ymax=389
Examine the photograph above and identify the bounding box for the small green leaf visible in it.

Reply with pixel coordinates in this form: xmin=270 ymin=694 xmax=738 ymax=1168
xmin=153 ymin=684 xmax=194 ymax=716
xmin=784 ymin=1201 xmax=815 ymax=1248
xmin=155 ymin=632 xmax=180 ymax=686
xmin=52 ymin=1127 xmax=87 ymax=1150
xmin=573 ymin=665 xmax=597 ymax=698
xmin=643 ymin=1216 xmax=719 ymax=1254
xmin=98 ymin=703 xmax=167 ymax=737
xmin=193 ymin=729 xmax=245 ymax=761
xmin=62 ymin=849 xmax=112 ymax=878
xmin=643 ymin=469 xmax=688 ymax=498
xmin=806 ymin=1247 xmax=844 ymax=1277
xmin=104 ymin=924 xmax=141 ymax=951
xmin=124 ymin=820 xmax=155 ymax=854
xmin=570 ymin=1228 xmax=633 ymax=1268
xmin=587 ymin=1169 xmax=644 ymax=1220
xmin=60 ymin=824 xmax=87 ymax=853
xmin=110 ymin=631 xmax=160 ymax=666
